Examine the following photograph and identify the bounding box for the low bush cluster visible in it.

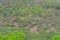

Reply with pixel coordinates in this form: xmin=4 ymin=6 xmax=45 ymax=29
xmin=52 ymin=32 xmax=60 ymax=40
xmin=0 ymin=31 xmax=25 ymax=40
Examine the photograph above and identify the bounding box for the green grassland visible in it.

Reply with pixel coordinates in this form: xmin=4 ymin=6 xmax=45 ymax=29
xmin=0 ymin=0 xmax=60 ymax=40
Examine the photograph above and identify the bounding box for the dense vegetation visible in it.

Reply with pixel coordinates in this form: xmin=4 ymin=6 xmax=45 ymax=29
xmin=52 ymin=32 xmax=60 ymax=40
xmin=0 ymin=0 xmax=60 ymax=40
xmin=0 ymin=31 xmax=25 ymax=40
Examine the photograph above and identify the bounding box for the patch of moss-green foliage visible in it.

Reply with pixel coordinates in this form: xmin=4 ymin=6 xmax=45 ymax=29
xmin=52 ymin=32 xmax=60 ymax=40
xmin=0 ymin=31 xmax=26 ymax=40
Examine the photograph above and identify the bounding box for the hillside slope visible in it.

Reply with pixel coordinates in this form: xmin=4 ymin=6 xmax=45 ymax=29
xmin=0 ymin=0 xmax=60 ymax=40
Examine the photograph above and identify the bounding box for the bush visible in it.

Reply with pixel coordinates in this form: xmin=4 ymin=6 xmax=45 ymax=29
xmin=0 ymin=31 xmax=26 ymax=40
xmin=52 ymin=32 xmax=60 ymax=40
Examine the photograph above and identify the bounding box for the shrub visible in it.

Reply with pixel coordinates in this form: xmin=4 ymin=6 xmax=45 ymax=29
xmin=0 ymin=31 xmax=26 ymax=40
xmin=52 ymin=32 xmax=60 ymax=40
xmin=31 ymin=5 xmax=45 ymax=16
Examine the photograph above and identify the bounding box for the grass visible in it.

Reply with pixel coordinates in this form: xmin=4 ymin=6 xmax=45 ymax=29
xmin=0 ymin=27 xmax=58 ymax=40
xmin=0 ymin=28 xmax=26 ymax=40
xmin=56 ymin=10 xmax=60 ymax=17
